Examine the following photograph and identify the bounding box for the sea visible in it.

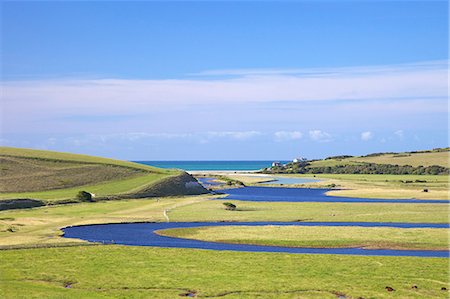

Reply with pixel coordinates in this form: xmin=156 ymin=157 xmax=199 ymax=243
xmin=133 ymin=161 xmax=290 ymax=171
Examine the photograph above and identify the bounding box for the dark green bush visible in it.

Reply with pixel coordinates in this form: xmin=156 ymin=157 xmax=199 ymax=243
xmin=223 ymin=202 xmax=237 ymax=211
xmin=76 ymin=191 xmax=93 ymax=202
xmin=263 ymin=162 xmax=449 ymax=175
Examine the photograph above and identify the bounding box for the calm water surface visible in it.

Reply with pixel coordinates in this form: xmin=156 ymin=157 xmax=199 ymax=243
xmin=62 ymin=176 xmax=449 ymax=257
xmin=63 ymin=222 xmax=450 ymax=258
xmin=217 ymin=186 xmax=450 ymax=204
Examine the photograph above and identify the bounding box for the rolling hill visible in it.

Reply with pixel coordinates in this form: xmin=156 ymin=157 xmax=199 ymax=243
xmin=0 ymin=147 xmax=207 ymax=205
xmin=265 ymin=148 xmax=449 ymax=175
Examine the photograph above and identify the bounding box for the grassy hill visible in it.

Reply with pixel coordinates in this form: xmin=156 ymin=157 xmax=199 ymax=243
xmin=310 ymin=148 xmax=449 ymax=168
xmin=265 ymin=148 xmax=449 ymax=175
xmin=350 ymin=150 xmax=449 ymax=167
xmin=0 ymin=147 xmax=187 ymax=203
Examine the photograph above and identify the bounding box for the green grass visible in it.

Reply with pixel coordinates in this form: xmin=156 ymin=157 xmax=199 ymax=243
xmin=1 ymin=147 xmax=449 ymax=298
xmin=158 ymin=225 xmax=449 ymax=250
xmin=0 ymin=155 xmax=150 ymax=193
xmin=0 ymin=172 xmax=171 ymax=201
xmin=0 ymin=147 xmax=165 ymax=172
xmin=0 ymin=195 xmax=211 ymax=248
xmin=352 ymin=151 xmax=449 ymax=168
xmin=0 ymin=194 xmax=449 ymax=298
xmin=1 ymin=246 xmax=449 ymax=299
xmin=1 ymin=196 xmax=447 ymax=248
xmin=168 ymin=199 xmax=449 ymax=223
xmin=0 ymin=147 xmax=178 ymax=202
xmin=278 ymin=173 xmax=449 ymax=199
xmin=309 ymin=149 xmax=449 ymax=168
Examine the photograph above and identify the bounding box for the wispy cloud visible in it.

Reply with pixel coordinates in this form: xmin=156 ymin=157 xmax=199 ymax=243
xmin=190 ymin=60 xmax=447 ymax=77
xmin=394 ymin=130 xmax=405 ymax=139
xmin=360 ymin=131 xmax=373 ymax=141
xmin=54 ymin=131 xmax=265 ymax=147
xmin=206 ymin=131 xmax=263 ymax=140
xmin=2 ymin=60 xmax=447 ymax=155
xmin=2 ymin=61 xmax=446 ymax=120
xmin=309 ymin=130 xmax=333 ymax=142
xmin=274 ymin=131 xmax=303 ymax=142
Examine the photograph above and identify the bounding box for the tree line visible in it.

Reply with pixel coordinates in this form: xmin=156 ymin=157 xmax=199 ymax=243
xmin=263 ymin=162 xmax=449 ymax=175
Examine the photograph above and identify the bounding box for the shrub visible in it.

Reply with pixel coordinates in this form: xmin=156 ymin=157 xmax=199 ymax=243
xmin=76 ymin=190 xmax=93 ymax=202
xmin=6 ymin=226 xmax=17 ymax=232
xmin=223 ymin=202 xmax=237 ymax=211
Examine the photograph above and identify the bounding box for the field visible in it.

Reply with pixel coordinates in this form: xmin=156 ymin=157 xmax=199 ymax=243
xmin=1 ymin=246 xmax=449 ymax=299
xmin=168 ymin=199 xmax=449 ymax=223
xmin=220 ymin=173 xmax=450 ymax=199
xmin=1 ymin=190 xmax=449 ymax=298
xmin=1 ymin=196 xmax=447 ymax=249
xmin=0 ymin=147 xmax=177 ymax=202
xmin=1 ymin=148 xmax=449 ymax=298
xmin=158 ymin=225 xmax=449 ymax=250
xmin=309 ymin=149 xmax=449 ymax=168
xmin=351 ymin=151 xmax=450 ymax=168
xmin=0 ymin=195 xmax=213 ymax=248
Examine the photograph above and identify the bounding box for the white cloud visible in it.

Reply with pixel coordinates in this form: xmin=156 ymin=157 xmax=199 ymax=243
xmin=309 ymin=130 xmax=333 ymax=142
xmin=191 ymin=60 xmax=446 ymax=77
xmin=394 ymin=130 xmax=404 ymax=139
xmin=2 ymin=60 xmax=446 ymax=120
xmin=274 ymin=131 xmax=303 ymax=141
xmin=206 ymin=131 xmax=262 ymax=140
xmin=360 ymin=131 xmax=373 ymax=141
xmin=58 ymin=131 xmax=263 ymax=146
xmin=2 ymin=61 xmax=447 ymax=139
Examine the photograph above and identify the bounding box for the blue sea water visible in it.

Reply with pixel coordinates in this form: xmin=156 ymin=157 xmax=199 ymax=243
xmin=134 ymin=161 xmax=290 ymax=171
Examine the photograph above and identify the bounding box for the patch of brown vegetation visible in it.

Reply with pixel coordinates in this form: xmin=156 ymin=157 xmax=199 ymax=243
xmin=0 ymin=156 xmax=148 ymax=192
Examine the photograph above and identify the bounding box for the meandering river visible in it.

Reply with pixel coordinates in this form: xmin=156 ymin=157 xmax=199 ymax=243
xmin=63 ymin=177 xmax=449 ymax=257
xmin=63 ymin=221 xmax=449 ymax=258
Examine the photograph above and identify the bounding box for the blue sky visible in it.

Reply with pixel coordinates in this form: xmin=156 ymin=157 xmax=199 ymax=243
xmin=1 ymin=1 xmax=448 ymax=160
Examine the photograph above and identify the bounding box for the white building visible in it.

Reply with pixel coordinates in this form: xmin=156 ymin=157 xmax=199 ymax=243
xmin=293 ymin=157 xmax=306 ymax=163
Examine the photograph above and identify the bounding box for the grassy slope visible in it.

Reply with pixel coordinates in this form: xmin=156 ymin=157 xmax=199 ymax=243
xmin=158 ymin=225 xmax=449 ymax=250
xmin=352 ymin=151 xmax=450 ymax=168
xmin=309 ymin=149 xmax=449 ymax=168
xmin=0 ymin=147 xmax=178 ymax=201
xmin=1 ymin=246 xmax=449 ymax=299
xmin=0 ymin=156 xmax=150 ymax=193
xmin=0 ymin=147 xmax=163 ymax=171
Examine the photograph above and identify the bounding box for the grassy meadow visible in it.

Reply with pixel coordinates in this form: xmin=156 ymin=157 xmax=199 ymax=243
xmin=158 ymin=225 xmax=449 ymax=250
xmin=0 ymin=147 xmax=449 ymax=298
xmin=1 ymin=191 xmax=449 ymax=298
xmin=219 ymin=173 xmax=449 ymax=199
xmin=168 ymin=199 xmax=449 ymax=223
xmin=1 ymin=246 xmax=449 ymax=299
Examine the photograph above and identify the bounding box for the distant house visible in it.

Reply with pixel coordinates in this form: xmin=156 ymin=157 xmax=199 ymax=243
xmin=293 ymin=157 xmax=306 ymax=163
xmin=272 ymin=161 xmax=282 ymax=167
